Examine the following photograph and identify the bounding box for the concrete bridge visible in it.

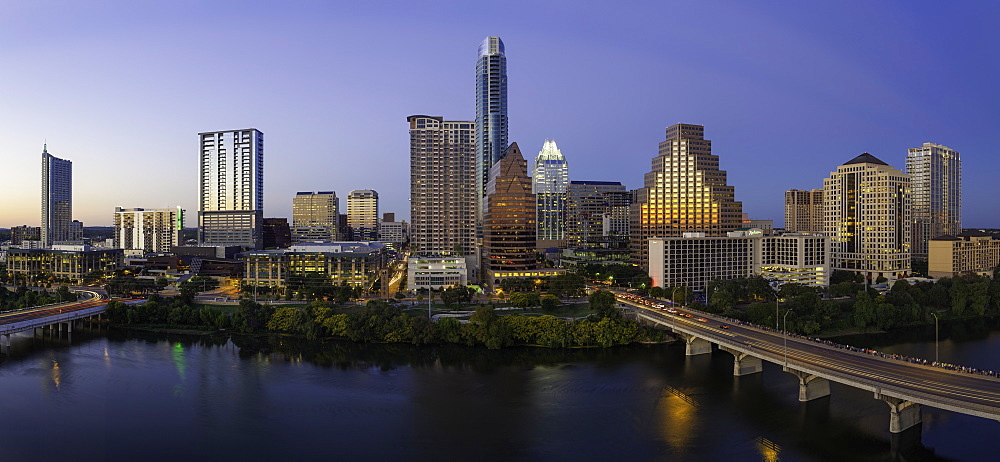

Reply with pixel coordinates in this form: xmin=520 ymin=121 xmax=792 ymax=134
xmin=621 ymin=295 xmax=1000 ymax=440
xmin=0 ymin=290 xmax=109 ymax=353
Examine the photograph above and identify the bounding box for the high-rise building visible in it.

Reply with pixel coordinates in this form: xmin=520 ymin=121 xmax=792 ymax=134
xmin=262 ymin=218 xmax=292 ymax=249
xmin=532 ymin=140 xmax=569 ymax=242
xmin=907 ymin=143 xmax=961 ymax=259
xmin=291 ymin=191 xmax=339 ymax=242
xmin=823 ymin=153 xmax=911 ymax=280
xmin=408 ymin=115 xmax=477 ymax=257
xmin=602 ymin=190 xmax=634 ymax=238
xmin=483 ymin=143 xmax=537 ymax=283
xmin=476 ymin=36 xmax=508 ymax=219
xmin=631 ymin=123 xmax=743 ymax=269
xmin=566 ymin=181 xmax=627 ymax=246
xmin=347 ymin=190 xmax=379 ymax=240
xmin=198 ymin=129 xmax=264 ymax=249
xmin=114 ymin=207 xmax=184 ymax=253
xmin=11 ymin=225 xmax=41 ymax=246
xmin=41 ymin=144 xmax=73 ymax=248
xmin=784 ymin=189 xmax=824 ymax=233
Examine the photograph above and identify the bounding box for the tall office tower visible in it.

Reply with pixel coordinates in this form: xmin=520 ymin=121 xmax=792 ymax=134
xmin=784 ymin=189 xmax=824 ymax=233
xmin=41 ymin=144 xmax=73 ymax=248
xmin=292 ymin=191 xmax=339 ymax=241
xmin=630 ymin=123 xmax=743 ymax=269
xmin=907 ymin=143 xmax=961 ymax=259
xmin=114 ymin=207 xmax=184 ymax=253
xmin=262 ymin=218 xmax=292 ymax=249
xmin=347 ymin=190 xmax=379 ymax=240
xmin=408 ymin=115 xmax=477 ymax=257
xmin=532 ymin=140 xmax=569 ymax=242
xmin=483 ymin=143 xmax=536 ymax=282
xmin=823 ymin=153 xmax=911 ymax=280
xmin=198 ymin=129 xmax=264 ymax=249
xmin=602 ymin=190 xmax=634 ymax=238
xmin=475 ymin=36 xmax=508 ymax=219
xmin=566 ymin=181 xmax=627 ymax=246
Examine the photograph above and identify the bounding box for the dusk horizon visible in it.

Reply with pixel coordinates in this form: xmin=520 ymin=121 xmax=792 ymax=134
xmin=2 ymin=1 xmax=997 ymax=228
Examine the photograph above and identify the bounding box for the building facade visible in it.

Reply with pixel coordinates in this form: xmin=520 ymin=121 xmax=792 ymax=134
xmin=243 ymin=246 xmax=383 ymax=290
xmin=408 ymin=115 xmax=477 ymax=258
xmin=648 ymin=232 xmax=830 ymax=291
xmin=262 ymin=218 xmax=292 ymax=249
xmin=407 ymin=256 xmax=469 ymax=291
xmin=292 ymin=191 xmax=339 ymax=241
xmin=11 ymin=225 xmax=41 ymax=246
xmin=823 ymin=153 xmax=911 ymax=280
xmin=114 ymin=207 xmax=184 ymax=253
xmin=631 ymin=123 xmax=744 ymax=269
xmin=566 ymin=181 xmax=627 ymax=246
xmin=907 ymin=143 xmax=961 ymax=259
xmin=785 ymin=189 xmax=824 ymax=233
xmin=928 ymin=231 xmax=1000 ymax=278
xmin=198 ymin=129 xmax=264 ymax=248
xmin=475 ymin=36 xmax=508 ymax=220
xmin=532 ymin=140 xmax=569 ymax=241
xmin=7 ymin=247 xmax=123 ymax=283
xmin=347 ymin=190 xmax=379 ymax=241
xmin=483 ymin=143 xmax=537 ymax=286
xmin=41 ymin=144 xmax=73 ymax=248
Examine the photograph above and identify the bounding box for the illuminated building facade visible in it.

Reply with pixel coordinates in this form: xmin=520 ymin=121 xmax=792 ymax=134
xmin=243 ymin=247 xmax=381 ymax=290
xmin=292 ymin=191 xmax=339 ymax=241
xmin=483 ymin=143 xmax=537 ymax=286
xmin=347 ymin=190 xmax=379 ymax=241
xmin=906 ymin=143 xmax=961 ymax=259
xmin=407 ymin=256 xmax=468 ymax=291
xmin=648 ymin=231 xmax=829 ymax=291
xmin=566 ymin=181 xmax=626 ymax=246
xmin=113 ymin=207 xmax=184 ymax=253
xmin=532 ymin=140 xmax=569 ymax=241
xmin=928 ymin=231 xmax=1000 ymax=278
xmin=823 ymin=153 xmax=911 ymax=280
xmin=198 ymin=129 xmax=264 ymax=249
xmin=784 ymin=189 xmax=824 ymax=233
xmin=631 ymin=123 xmax=743 ymax=269
xmin=475 ymin=36 xmax=508 ymax=219
xmin=7 ymin=247 xmax=123 ymax=283
xmin=41 ymin=144 xmax=73 ymax=248
xmin=408 ymin=115 xmax=477 ymax=258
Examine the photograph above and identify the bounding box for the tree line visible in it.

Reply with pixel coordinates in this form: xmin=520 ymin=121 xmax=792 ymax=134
xmin=0 ymin=285 xmax=79 ymax=312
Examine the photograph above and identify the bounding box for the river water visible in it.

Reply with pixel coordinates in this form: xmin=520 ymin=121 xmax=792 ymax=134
xmin=1 ymin=318 xmax=999 ymax=462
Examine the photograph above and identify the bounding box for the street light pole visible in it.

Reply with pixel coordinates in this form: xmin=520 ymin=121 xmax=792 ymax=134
xmin=783 ymin=309 xmax=793 ymax=370
xmin=931 ymin=312 xmax=939 ymax=364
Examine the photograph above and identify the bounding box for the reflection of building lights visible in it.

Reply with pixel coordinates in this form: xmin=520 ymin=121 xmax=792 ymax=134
xmin=755 ymin=436 xmax=780 ymax=462
xmin=657 ymin=386 xmax=699 ymax=451
xmin=51 ymin=360 xmax=62 ymax=391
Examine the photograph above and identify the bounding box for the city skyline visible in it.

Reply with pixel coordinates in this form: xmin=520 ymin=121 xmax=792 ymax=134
xmin=2 ymin=2 xmax=999 ymax=228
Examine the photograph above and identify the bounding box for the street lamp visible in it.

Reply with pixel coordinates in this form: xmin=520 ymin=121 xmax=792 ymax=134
xmin=783 ymin=309 xmax=794 ymax=370
xmin=931 ymin=312 xmax=939 ymax=364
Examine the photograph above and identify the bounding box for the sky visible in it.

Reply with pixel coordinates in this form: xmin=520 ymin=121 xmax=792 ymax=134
xmin=1 ymin=0 xmax=997 ymax=228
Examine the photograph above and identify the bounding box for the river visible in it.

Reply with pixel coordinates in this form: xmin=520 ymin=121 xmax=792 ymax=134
xmin=1 ymin=318 xmax=998 ymax=461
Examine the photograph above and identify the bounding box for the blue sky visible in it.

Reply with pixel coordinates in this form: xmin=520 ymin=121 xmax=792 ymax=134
xmin=1 ymin=0 xmax=997 ymax=227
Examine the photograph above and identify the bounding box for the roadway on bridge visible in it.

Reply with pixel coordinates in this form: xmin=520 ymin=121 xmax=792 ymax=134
xmin=0 ymin=289 xmax=107 ymax=328
xmin=616 ymin=292 xmax=1000 ymax=418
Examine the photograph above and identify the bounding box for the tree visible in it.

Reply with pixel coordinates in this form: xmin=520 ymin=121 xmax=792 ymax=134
xmin=853 ymin=291 xmax=877 ymax=328
xmin=540 ymin=294 xmax=560 ymax=311
xmin=589 ymin=290 xmax=618 ymax=319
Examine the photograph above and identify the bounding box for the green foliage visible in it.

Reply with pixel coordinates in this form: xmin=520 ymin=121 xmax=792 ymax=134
xmin=540 ymin=294 xmax=560 ymax=311
xmin=588 ymin=290 xmax=618 ymax=319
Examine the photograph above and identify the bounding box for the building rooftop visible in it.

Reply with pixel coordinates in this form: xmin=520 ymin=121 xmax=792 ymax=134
xmin=843 ymin=152 xmax=888 ymax=166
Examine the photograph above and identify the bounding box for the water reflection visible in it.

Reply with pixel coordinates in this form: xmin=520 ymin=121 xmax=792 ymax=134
xmin=657 ymin=386 xmax=699 ymax=452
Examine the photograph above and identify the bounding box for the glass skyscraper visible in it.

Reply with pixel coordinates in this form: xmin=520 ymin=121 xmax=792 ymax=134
xmin=476 ymin=36 xmax=508 ymax=218
xmin=906 ymin=143 xmax=961 ymax=259
xmin=532 ymin=140 xmax=569 ymax=241
xmin=41 ymin=144 xmax=72 ymax=248
xmin=198 ymin=128 xmax=264 ymax=249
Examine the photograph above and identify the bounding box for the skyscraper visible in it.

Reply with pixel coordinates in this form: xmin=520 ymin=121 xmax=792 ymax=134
xmin=41 ymin=144 xmax=72 ymax=248
xmin=566 ymin=181 xmax=627 ymax=246
xmin=631 ymin=123 xmax=743 ymax=268
xmin=483 ymin=142 xmax=537 ymax=284
xmin=292 ymin=191 xmax=339 ymax=242
xmin=532 ymin=140 xmax=569 ymax=242
xmin=784 ymin=189 xmax=824 ymax=233
xmin=476 ymin=36 xmax=508 ymax=219
xmin=823 ymin=153 xmax=911 ymax=280
xmin=907 ymin=143 xmax=961 ymax=259
xmin=198 ymin=129 xmax=264 ymax=249
xmin=347 ymin=190 xmax=379 ymax=240
xmin=408 ymin=115 xmax=477 ymax=257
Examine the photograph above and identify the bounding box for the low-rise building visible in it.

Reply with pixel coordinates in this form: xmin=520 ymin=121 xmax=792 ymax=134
xmin=6 ymin=246 xmax=123 ymax=283
xmin=928 ymin=231 xmax=1000 ymax=278
xmin=244 ymin=246 xmax=383 ymax=291
xmin=407 ymin=256 xmax=469 ymax=291
xmin=648 ymin=231 xmax=830 ymax=291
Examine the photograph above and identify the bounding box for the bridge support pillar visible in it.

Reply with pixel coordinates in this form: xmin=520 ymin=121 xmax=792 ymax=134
xmin=65 ymin=322 xmax=73 ymax=333
xmin=678 ymin=333 xmax=712 ymax=356
xmin=880 ymin=395 xmax=921 ymax=433
xmin=2 ymin=334 xmax=10 ymax=354
xmin=719 ymin=346 xmax=762 ymax=376
xmin=787 ymin=369 xmax=830 ymax=401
